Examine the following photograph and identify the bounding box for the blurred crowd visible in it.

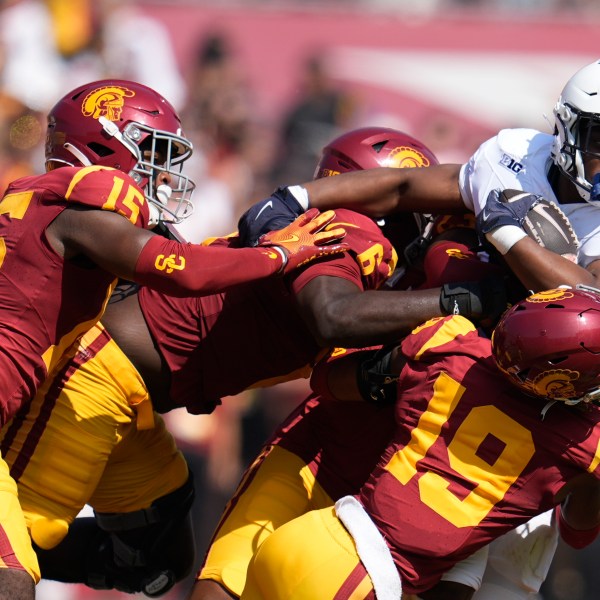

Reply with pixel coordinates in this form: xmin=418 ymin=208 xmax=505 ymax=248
xmin=1 ymin=1 xmax=599 ymax=599
xmin=194 ymin=0 xmax=600 ymax=14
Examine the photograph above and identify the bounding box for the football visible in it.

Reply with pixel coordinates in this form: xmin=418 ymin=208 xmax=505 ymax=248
xmin=522 ymin=198 xmax=579 ymax=263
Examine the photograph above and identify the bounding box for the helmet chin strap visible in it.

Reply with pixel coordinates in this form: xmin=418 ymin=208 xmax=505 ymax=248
xmin=63 ymin=143 xmax=92 ymax=167
xmin=541 ymin=387 xmax=600 ymax=419
xmin=147 ymin=203 xmax=161 ymax=228
xmin=540 ymin=401 xmax=557 ymax=420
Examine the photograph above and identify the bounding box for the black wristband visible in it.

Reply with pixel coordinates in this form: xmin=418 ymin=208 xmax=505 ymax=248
xmin=356 ymin=346 xmax=399 ymax=404
xmin=439 ymin=282 xmax=483 ymax=319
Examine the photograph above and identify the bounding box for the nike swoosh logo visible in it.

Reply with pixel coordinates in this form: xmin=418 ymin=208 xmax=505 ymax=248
xmin=277 ymin=234 xmax=299 ymax=243
xmin=254 ymin=200 xmax=273 ymax=221
xmin=481 ymin=208 xmax=490 ymax=221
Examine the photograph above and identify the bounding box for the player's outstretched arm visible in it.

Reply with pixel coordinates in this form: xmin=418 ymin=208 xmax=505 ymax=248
xmin=294 ymin=273 xmax=507 ymax=349
xmin=304 ymin=164 xmax=465 ymax=217
xmin=55 ymin=207 xmax=347 ymax=296
xmin=238 ymin=165 xmax=465 ymax=245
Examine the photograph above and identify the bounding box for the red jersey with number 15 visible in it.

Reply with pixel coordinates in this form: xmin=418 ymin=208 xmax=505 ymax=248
xmin=0 ymin=165 xmax=150 ymax=425
xmin=359 ymin=315 xmax=600 ymax=595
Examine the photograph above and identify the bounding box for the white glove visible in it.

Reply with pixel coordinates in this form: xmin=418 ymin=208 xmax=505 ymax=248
xmin=482 ymin=510 xmax=558 ymax=594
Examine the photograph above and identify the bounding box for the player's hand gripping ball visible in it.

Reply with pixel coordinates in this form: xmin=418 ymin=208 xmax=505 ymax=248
xmin=477 ymin=189 xmax=579 ymax=261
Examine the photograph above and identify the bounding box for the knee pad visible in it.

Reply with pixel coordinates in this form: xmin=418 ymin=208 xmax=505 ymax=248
xmin=87 ymin=473 xmax=196 ymax=597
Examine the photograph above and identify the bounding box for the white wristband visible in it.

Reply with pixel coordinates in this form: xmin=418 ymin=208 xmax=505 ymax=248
xmin=485 ymin=226 xmax=527 ymax=255
xmin=288 ymin=185 xmax=310 ymax=210
xmin=271 ymin=245 xmax=288 ymax=273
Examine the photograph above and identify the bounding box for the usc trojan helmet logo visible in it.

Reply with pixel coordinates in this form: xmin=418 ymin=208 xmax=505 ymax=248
xmin=530 ymin=369 xmax=580 ymax=399
xmin=81 ymin=85 xmax=135 ymax=121
xmin=526 ymin=289 xmax=574 ymax=303
xmin=387 ymin=146 xmax=431 ymax=169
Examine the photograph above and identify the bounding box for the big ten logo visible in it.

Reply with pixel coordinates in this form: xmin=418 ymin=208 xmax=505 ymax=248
xmin=154 ymin=254 xmax=186 ymax=274
xmin=500 ymin=153 xmax=524 ymax=174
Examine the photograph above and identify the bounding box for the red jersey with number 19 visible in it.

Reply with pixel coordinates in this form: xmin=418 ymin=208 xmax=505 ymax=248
xmin=0 ymin=165 xmax=150 ymax=425
xmin=359 ymin=315 xmax=600 ymax=595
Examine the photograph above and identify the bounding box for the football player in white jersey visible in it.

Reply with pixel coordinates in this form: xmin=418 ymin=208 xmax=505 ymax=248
xmin=460 ymin=59 xmax=600 ymax=276
xmin=242 ymin=58 xmax=600 ymax=294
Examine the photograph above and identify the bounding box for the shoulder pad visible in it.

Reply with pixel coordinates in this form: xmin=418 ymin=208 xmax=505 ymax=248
xmin=401 ymin=315 xmax=479 ymax=362
xmin=60 ymin=166 xmax=150 ymax=228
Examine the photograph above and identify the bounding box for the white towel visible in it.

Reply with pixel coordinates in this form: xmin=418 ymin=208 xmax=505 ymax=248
xmin=335 ymin=495 xmax=402 ymax=600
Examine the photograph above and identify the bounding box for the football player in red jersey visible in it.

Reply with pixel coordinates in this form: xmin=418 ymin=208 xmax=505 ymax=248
xmin=0 ymin=78 xmax=349 ymax=597
xmin=1 ymin=128 xmax=504 ymax=598
xmin=240 ymin=288 xmax=600 ymax=600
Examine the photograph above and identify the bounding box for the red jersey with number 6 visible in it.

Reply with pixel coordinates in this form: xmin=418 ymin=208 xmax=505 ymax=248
xmin=359 ymin=315 xmax=600 ymax=595
xmin=0 ymin=165 xmax=150 ymax=425
xmin=139 ymin=207 xmax=397 ymax=414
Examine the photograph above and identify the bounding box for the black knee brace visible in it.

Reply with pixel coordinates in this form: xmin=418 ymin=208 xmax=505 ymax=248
xmin=89 ymin=473 xmax=196 ymax=597
xmin=37 ymin=473 xmax=196 ymax=598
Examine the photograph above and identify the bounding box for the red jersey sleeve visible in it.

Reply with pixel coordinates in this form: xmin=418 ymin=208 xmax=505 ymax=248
xmin=399 ymin=315 xmax=482 ymax=363
xmin=134 ymin=235 xmax=285 ymax=296
xmin=290 ymin=209 xmax=397 ymax=294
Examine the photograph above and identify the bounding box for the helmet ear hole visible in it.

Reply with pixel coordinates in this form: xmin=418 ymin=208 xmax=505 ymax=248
xmin=87 ymin=142 xmax=114 ymax=157
xmin=371 ymin=141 xmax=387 ymax=154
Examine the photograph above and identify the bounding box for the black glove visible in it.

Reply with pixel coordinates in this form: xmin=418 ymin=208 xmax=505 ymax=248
xmin=237 ymin=187 xmax=306 ymax=247
xmin=476 ymin=189 xmax=542 ymax=238
xmin=356 ymin=345 xmax=399 ymax=404
xmin=439 ymin=276 xmax=508 ymax=328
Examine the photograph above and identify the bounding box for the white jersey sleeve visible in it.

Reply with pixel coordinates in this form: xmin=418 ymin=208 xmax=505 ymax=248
xmin=459 ymin=128 xmax=600 ymax=267
xmin=459 ymin=128 xmax=557 ymax=215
